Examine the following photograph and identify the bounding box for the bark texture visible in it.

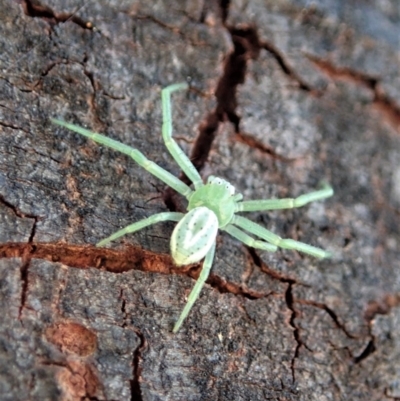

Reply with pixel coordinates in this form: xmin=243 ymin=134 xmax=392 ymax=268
xmin=1 ymin=1 xmax=400 ymax=400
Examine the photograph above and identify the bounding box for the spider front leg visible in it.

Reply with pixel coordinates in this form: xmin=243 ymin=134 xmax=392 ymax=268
xmin=236 ymin=183 xmax=333 ymax=212
xmin=161 ymin=83 xmax=203 ymax=189
xmin=96 ymin=212 xmax=184 ymax=247
xmin=173 ymin=242 xmax=216 ymax=333
xmin=51 ymin=119 xmax=193 ymax=198
xmin=233 ymin=215 xmax=330 ymax=258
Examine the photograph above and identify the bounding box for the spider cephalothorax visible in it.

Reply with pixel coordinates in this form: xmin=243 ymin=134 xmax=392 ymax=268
xmin=52 ymin=83 xmax=333 ymax=332
xmin=188 ymin=176 xmax=241 ymax=227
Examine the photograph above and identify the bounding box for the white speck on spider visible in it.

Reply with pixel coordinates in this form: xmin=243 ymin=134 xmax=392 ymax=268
xmin=51 ymin=83 xmax=333 ymax=333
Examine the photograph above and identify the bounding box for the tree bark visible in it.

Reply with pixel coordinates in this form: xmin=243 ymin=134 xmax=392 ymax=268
xmin=1 ymin=0 xmax=400 ymax=400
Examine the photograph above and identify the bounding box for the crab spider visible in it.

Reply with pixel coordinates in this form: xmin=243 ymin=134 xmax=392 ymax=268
xmin=52 ymin=82 xmax=333 ymax=333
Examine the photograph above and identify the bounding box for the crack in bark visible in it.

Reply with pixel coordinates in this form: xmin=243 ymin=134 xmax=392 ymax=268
xmin=308 ymin=55 xmax=400 ymax=131
xmin=130 ymin=327 xmax=146 ymax=401
xmin=0 ymin=242 xmax=172 ymax=273
xmin=179 ymin=0 xmax=228 ymax=25
xmin=261 ymin=40 xmax=314 ymax=92
xmin=21 ymin=0 xmax=95 ymax=30
xmin=234 ymin=131 xmax=295 ymax=161
xmin=0 ymin=194 xmax=39 ymax=225
xmin=119 ymin=288 xmax=128 ymax=328
xmin=128 ymin=13 xmax=209 ymax=48
xmin=36 ymin=60 xmax=68 ymax=81
xmin=246 ymin=247 xmax=297 ymax=285
xmin=353 ymin=339 xmax=376 ymax=364
xmin=353 ymin=293 xmax=400 ymax=364
xmin=0 ymin=242 xmax=277 ymax=302
xmin=119 ymin=288 xmax=145 ymax=400
xmin=4 ymin=1 xmax=97 ymax=86
xmin=83 ymin=68 xmax=107 ymax=129
xmin=0 ymin=121 xmax=28 ymax=132
xmin=214 ymin=25 xmax=260 ymax=129
xmin=219 ymin=0 xmax=230 ymax=24
xmin=296 ymin=298 xmax=358 ymax=339
xmin=0 ymin=199 xmax=38 ymax=244
xmin=18 ymin=257 xmax=32 ymax=319
xmin=285 ymin=282 xmax=305 ymax=384
xmin=42 ymin=57 xmax=105 ymax=131
xmin=206 ymin=272 xmax=274 ymax=300
xmin=0 ymin=196 xmax=39 ymax=317
xmin=246 ymin=247 xmax=304 ymax=382
xmin=246 ymin=247 xmax=366 ymax=381
xmin=246 ymin=242 xmax=382 ymax=368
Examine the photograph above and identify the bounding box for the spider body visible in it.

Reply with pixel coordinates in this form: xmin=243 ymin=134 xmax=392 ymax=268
xmin=52 ymin=82 xmax=333 ymax=333
xmin=172 ymin=176 xmax=239 ymax=265
xmin=187 ymin=176 xmax=238 ymax=227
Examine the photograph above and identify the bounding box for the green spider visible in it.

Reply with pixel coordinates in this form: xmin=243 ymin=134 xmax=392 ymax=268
xmin=52 ymin=82 xmax=333 ymax=333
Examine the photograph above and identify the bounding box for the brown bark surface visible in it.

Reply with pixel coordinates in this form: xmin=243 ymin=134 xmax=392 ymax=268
xmin=1 ymin=1 xmax=400 ymax=400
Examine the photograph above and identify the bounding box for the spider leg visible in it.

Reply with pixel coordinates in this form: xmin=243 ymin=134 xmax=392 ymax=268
xmin=223 ymin=225 xmax=277 ymax=252
xmin=51 ymin=119 xmax=193 ymax=198
xmin=173 ymin=242 xmax=216 ymax=333
xmin=161 ymin=83 xmax=203 ymax=189
xmin=236 ymin=183 xmax=333 ymax=212
xmin=233 ymin=215 xmax=330 ymax=259
xmin=96 ymin=212 xmax=184 ymax=247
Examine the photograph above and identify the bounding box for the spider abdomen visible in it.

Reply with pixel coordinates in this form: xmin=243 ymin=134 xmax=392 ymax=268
xmin=170 ymin=206 xmax=218 ymax=266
